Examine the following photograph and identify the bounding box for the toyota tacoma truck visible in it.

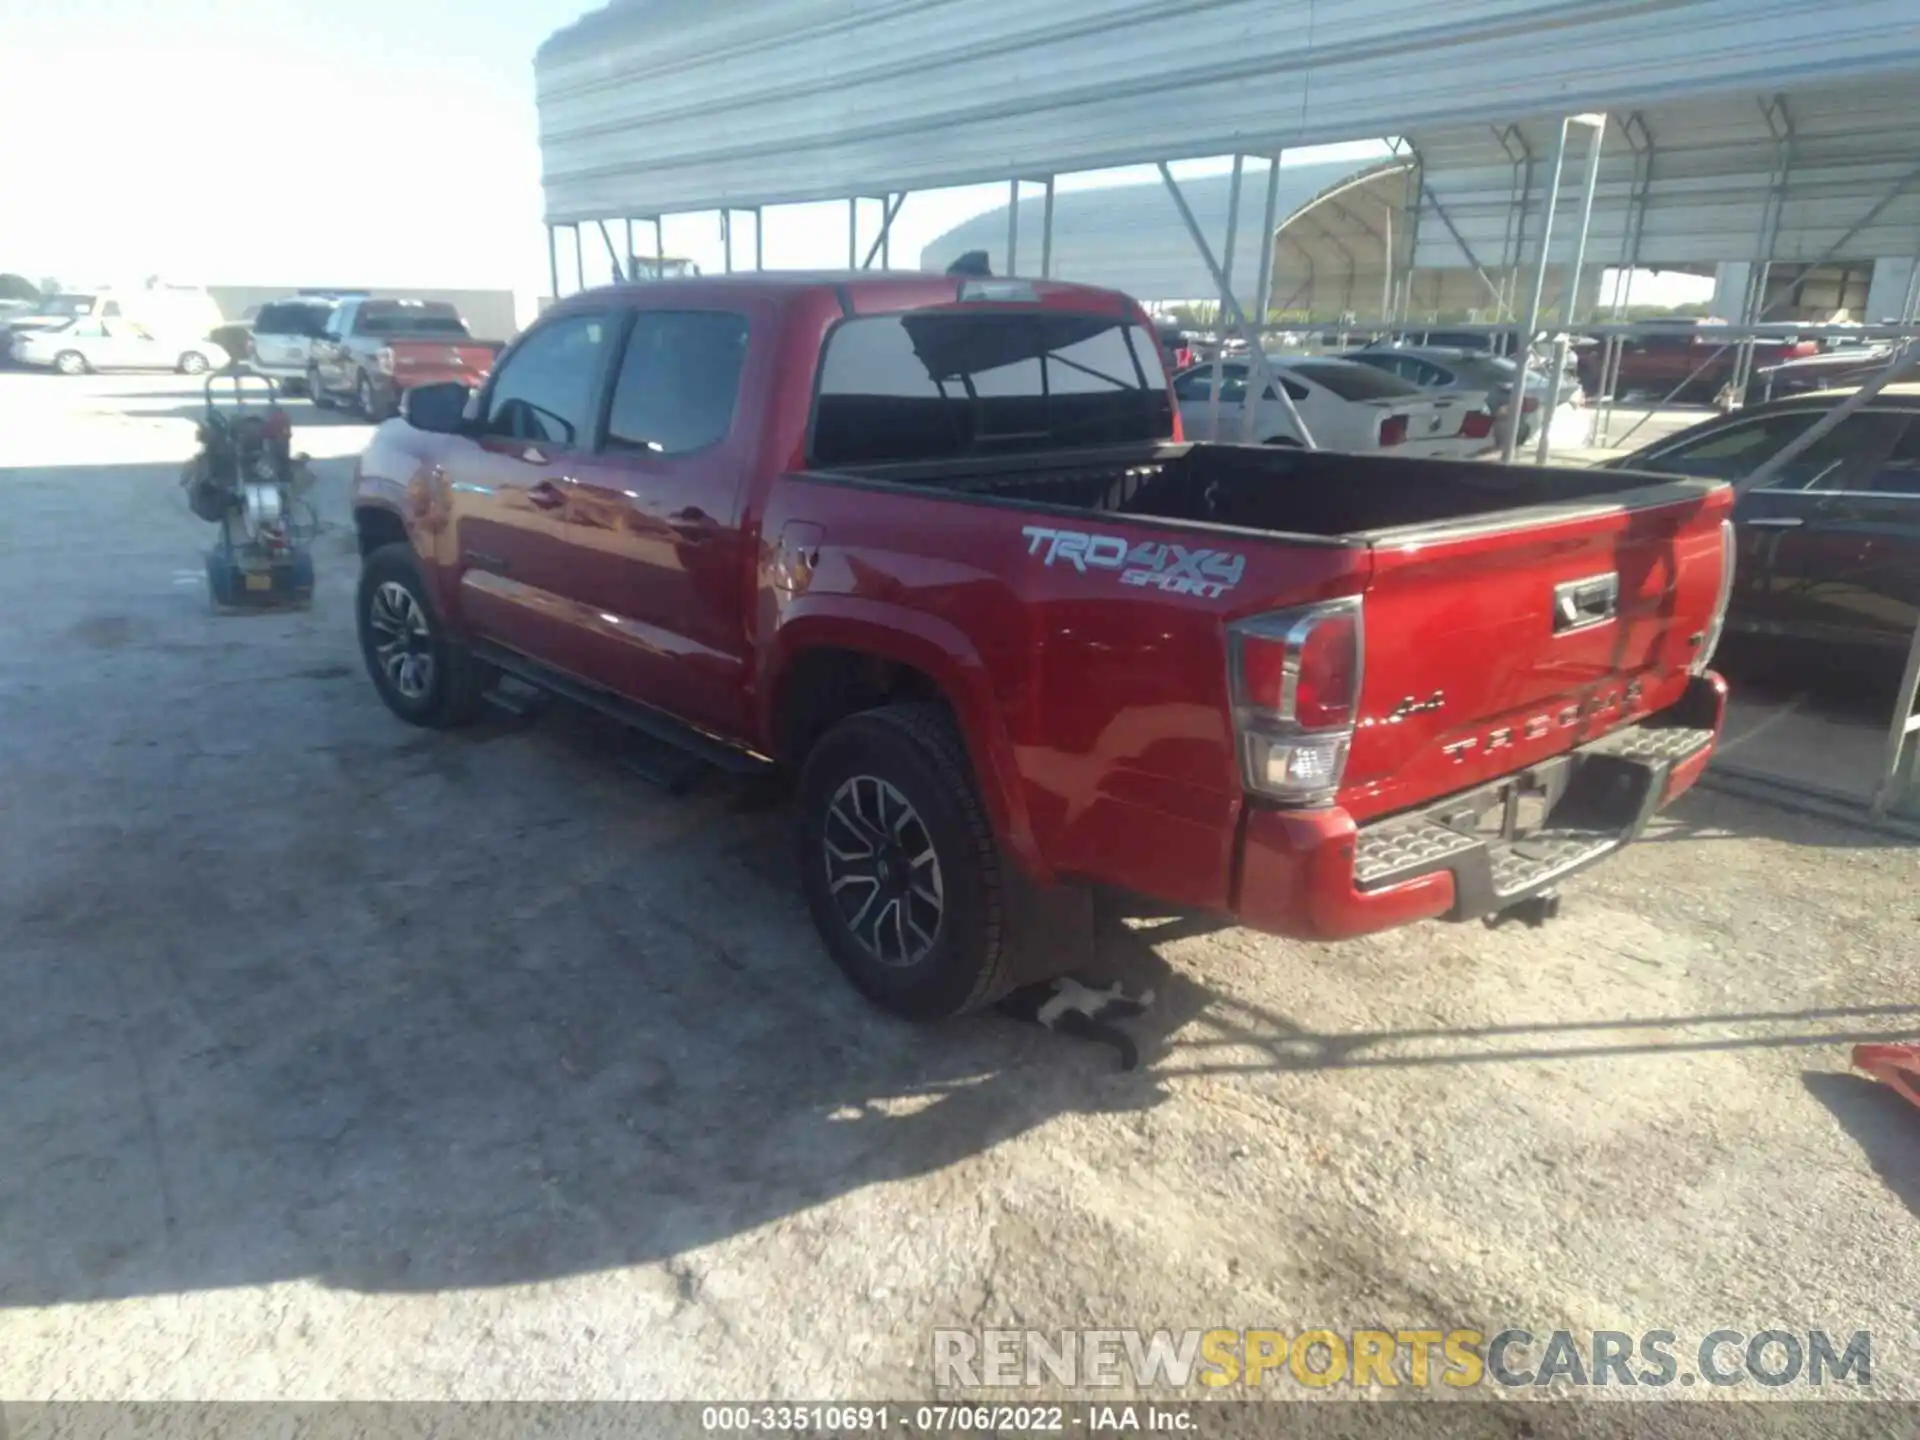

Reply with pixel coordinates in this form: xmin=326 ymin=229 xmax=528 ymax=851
xmin=349 ymin=273 xmax=1734 ymax=1021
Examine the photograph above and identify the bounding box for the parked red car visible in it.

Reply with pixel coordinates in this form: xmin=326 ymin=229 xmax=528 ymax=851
xmin=350 ymin=272 xmax=1733 ymax=1020
xmin=1576 ymin=319 xmax=1819 ymax=402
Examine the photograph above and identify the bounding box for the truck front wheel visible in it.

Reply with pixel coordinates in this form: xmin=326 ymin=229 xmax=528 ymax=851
xmin=797 ymin=703 xmax=1011 ymax=1021
xmin=355 ymin=543 xmax=490 ymax=728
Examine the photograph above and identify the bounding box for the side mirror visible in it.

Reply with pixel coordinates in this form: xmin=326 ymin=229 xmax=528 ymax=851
xmin=402 ymin=381 xmax=471 ymax=434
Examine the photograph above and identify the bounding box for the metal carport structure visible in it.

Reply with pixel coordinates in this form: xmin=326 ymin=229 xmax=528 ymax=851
xmin=534 ymin=0 xmax=1920 ymax=817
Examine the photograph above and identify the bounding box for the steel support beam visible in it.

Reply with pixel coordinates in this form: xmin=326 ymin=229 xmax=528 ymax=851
xmin=1534 ymin=117 xmax=1605 ymax=462
xmin=848 ymin=197 xmax=858 ymax=270
xmin=655 ymin=218 xmax=665 ymax=270
xmin=1875 ymin=606 xmax=1920 ymax=819
xmin=1159 ymin=163 xmax=1315 ymax=449
xmin=624 ymin=218 xmax=636 ymax=281
xmin=1242 ymin=155 xmax=1284 ymax=441
xmin=1596 ymin=111 xmax=1654 ymax=445
xmin=1040 ymin=177 xmax=1056 ymax=279
xmin=1205 ymin=156 xmax=1246 ymax=445
xmin=1503 ymin=120 xmax=1571 ymax=462
xmin=546 ymin=225 xmax=560 ymax=304
xmin=1497 ymin=123 xmax=1535 ymax=322
xmin=1007 ymin=179 xmax=1021 ymax=276
xmin=1415 ymin=182 xmax=1506 ymax=308
xmin=861 ymin=193 xmax=907 ymax=270
xmin=722 ymin=211 xmax=734 ymax=274
xmin=595 ymin=220 xmax=625 ymax=284
xmin=755 ymin=207 xmax=764 ymax=271
xmin=572 ymin=225 xmax=586 ymax=297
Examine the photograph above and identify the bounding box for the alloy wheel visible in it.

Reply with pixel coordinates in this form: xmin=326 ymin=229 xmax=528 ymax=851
xmin=822 ymin=774 xmax=945 ymax=967
xmin=367 ymin=581 xmax=435 ymax=700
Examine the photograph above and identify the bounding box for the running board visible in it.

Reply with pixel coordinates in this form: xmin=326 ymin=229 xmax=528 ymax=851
xmin=469 ymin=642 xmax=774 ymax=777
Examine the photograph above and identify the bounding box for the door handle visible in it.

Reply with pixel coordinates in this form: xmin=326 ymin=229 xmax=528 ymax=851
xmin=1745 ymin=516 xmax=1805 ymax=529
xmin=527 ymin=480 xmax=568 ymax=510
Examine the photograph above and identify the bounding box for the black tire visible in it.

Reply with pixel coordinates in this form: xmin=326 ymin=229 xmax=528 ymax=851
xmin=356 ymin=371 xmax=384 ymax=421
xmin=797 ymin=703 xmax=1011 ymax=1021
xmin=54 ymin=350 xmax=88 ymax=376
xmin=355 ymin=543 xmax=489 ymax=728
xmin=309 ymin=366 xmax=335 ymax=410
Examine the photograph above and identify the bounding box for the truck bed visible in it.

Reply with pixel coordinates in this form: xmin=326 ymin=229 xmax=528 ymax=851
xmin=814 ymin=441 xmax=1711 ymax=544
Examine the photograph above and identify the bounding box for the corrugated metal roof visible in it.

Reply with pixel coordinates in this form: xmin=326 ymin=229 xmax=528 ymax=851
xmin=1407 ymin=75 xmax=1920 ymax=285
xmin=916 ymin=159 xmax=1380 ymax=303
xmin=535 ymin=0 xmax=1920 ymax=223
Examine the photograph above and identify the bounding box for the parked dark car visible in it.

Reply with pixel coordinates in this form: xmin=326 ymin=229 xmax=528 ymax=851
xmin=1611 ymin=388 xmax=1920 ymax=663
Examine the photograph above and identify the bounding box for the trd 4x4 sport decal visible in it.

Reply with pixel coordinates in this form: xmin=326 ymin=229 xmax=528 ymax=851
xmin=1021 ymin=526 xmax=1246 ymax=600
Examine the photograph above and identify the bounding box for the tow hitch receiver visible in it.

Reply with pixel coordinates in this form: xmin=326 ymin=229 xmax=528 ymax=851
xmin=1484 ymin=890 xmax=1562 ymax=930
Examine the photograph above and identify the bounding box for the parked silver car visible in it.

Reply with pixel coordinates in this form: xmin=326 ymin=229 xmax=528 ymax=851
xmin=246 ymin=297 xmax=339 ymax=396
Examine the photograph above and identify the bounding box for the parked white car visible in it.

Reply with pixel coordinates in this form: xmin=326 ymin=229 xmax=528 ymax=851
xmin=1172 ymin=356 xmax=1493 ymax=457
xmin=11 ymin=318 xmax=229 ymax=376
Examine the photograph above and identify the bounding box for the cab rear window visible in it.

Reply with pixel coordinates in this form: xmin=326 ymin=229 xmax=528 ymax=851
xmin=810 ymin=311 xmax=1172 ymax=466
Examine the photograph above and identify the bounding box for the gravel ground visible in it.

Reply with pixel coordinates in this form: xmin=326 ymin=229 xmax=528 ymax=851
xmin=0 ymin=373 xmax=1913 ymax=1417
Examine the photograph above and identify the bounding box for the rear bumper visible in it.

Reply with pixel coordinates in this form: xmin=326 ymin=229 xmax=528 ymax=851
xmin=1231 ymin=672 xmax=1726 ymax=941
xmin=387 ymin=367 xmax=479 ymax=397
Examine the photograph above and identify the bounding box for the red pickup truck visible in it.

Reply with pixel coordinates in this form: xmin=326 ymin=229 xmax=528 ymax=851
xmin=309 ymin=298 xmax=498 ymax=420
xmin=350 ymin=273 xmax=1734 ymax=1020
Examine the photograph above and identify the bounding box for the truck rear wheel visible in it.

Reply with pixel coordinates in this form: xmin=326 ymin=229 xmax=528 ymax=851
xmin=355 ymin=543 xmax=489 ymax=728
xmin=797 ymin=703 xmax=1011 ymax=1021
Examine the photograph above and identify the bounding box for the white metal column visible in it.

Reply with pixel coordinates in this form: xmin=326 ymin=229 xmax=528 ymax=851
xmin=1160 ymin=163 xmax=1315 ymax=449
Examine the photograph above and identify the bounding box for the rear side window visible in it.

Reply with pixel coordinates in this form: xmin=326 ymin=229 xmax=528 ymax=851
xmin=256 ymin=302 xmax=330 ymax=337
xmin=481 ymin=313 xmax=612 ymax=449
xmin=811 ymin=312 xmax=1172 ymax=466
xmin=1287 ymin=360 xmax=1423 ymax=401
xmin=604 ymin=311 xmax=750 ymax=456
xmin=356 ymin=302 xmax=469 ymax=337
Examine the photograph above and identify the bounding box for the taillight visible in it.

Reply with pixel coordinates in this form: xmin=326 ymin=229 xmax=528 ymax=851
xmin=1227 ymin=600 xmax=1363 ymax=806
xmin=1694 ymin=519 xmax=1736 ymax=676
xmin=1378 ymin=414 xmax=1408 ymax=448
xmin=1461 ymin=409 xmax=1494 ymax=440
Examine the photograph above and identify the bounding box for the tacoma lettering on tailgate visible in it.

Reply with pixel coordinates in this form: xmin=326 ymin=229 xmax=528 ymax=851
xmin=1021 ymin=526 xmax=1246 ymax=599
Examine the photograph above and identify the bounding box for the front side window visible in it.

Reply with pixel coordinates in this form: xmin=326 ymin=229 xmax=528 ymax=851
xmin=811 ymin=311 xmax=1173 ymax=465
xmin=1637 ymin=410 xmax=1907 ymax=491
xmin=481 ymin=313 xmax=611 ymax=449
xmin=604 ymin=311 xmax=750 ymax=456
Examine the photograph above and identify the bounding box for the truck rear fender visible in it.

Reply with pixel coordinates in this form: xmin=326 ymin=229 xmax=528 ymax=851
xmin=759 ymin=599 xmax=1048 ymax=883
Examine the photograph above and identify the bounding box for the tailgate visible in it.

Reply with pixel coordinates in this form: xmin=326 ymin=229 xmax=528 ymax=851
xmin=389 ymin=340 xmax=495 ymax=381
xmin=1340 ymin=481 xmax=1733 ymax=822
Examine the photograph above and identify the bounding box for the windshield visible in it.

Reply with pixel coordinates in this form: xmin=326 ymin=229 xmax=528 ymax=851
xmin=40 ymin=294 xmax=97 ymax=317
xmin=1286 ymin=359 xmax=1424 ymax=401
xmin=812 ymin=311 xmax=1172 ymax=465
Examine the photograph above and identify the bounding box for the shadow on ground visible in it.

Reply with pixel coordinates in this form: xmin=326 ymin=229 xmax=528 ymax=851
xmin=1803 ymin=1070 xmax=1920 ymax=1220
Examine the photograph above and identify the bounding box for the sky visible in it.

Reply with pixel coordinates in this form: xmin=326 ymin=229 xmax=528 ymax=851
xmin=1 ymin=0 xmax=1707 ymax=310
